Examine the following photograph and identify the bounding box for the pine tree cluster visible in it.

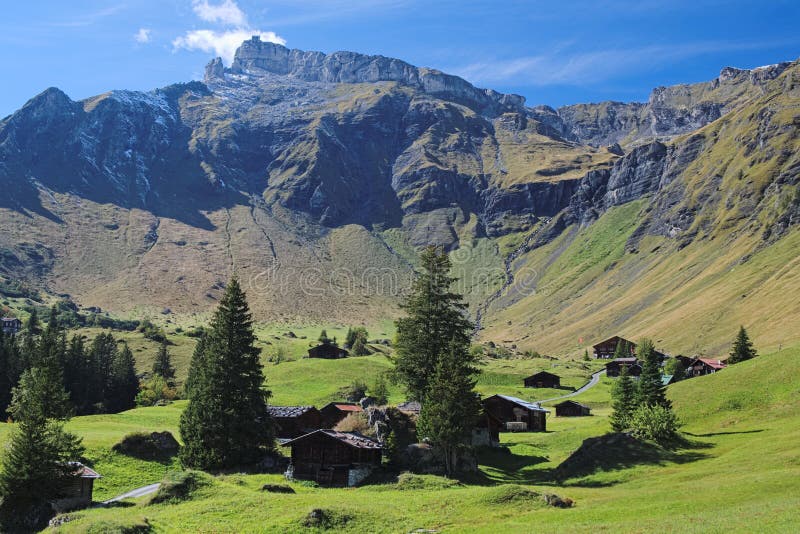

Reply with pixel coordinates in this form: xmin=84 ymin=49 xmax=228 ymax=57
xmin=0 ymin=306 xmax=139 ymax=418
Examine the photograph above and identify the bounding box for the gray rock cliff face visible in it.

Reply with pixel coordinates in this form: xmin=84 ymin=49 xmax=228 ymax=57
xmin=555 ymin=61 xmax=794 ymax=146
xmin=221 ymin=36 xmax=526 ymax=116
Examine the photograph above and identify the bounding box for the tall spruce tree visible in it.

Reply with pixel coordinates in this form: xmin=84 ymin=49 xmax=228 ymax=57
xmin=180 ymin=277 xmax=275 ymax=470
xmin=416 ymin=341 xmax=482 ymax=475
xmin=394 ymin=246 xmax=474 ymax=401
xmin=152 ymin=340 xmax=176 ymax=382
xmin=107 ymin=343 xmax=138 ymax=413
xmin=728 ymin=326 xmax=757 ymax=364
xmin=636 ymin=338 xmax=671 ymax=409
xmin=609 ymin=365 xmax=637 ymax=431
xmin=0 ymin=368 xmax=83 ymax=530
xmin=184 ymin=334 xmax=207 ymax=397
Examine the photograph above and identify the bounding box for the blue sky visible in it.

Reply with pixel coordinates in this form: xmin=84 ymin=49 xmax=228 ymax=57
xmin=1 ymin=0 xmax=798 ymax=117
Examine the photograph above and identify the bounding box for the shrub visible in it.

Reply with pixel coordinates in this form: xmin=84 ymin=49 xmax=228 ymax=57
xmin=301 ymin=508 xmax=352 ymax=529
xmin=629 ymin=404 xmax=681 ymax=444
xmin=334 ymin=412 xmax=373 ymax=436
xmin=149 ymin=471 xmax=210 ymax=505
xmin=136 ymin=376 xmax=178 ymax=407
xmin=112 ymin=431 xmax=180 ymax=461
xmin=261 ymin=484 xmax=295 ymax=494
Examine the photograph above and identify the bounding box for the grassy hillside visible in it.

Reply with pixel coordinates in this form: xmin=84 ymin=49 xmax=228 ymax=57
xmin=0 ymin=343 xmax=790 ymax=532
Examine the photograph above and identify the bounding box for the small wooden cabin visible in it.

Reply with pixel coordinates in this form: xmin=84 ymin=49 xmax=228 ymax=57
xmin=482 ymin=394 xmax=548 ymax=432
xmin=307 ymin=343 xmax=349 ymax=359
xmin=52 ymin=463 xmax=101 ymax=512
xmin=523 ymin=371 xmax=561 ymax=389
xmin=319 ymin=402 xmax=363 ymax=428
xmin=605 ymin=358 xmax=642 ymax=377
xmin=283 ymin=429 xmax=382 ymax=487
xmin=593 ymin=336 xmax=636 ymax=359
xmin=554 ymin=400 xmax=591 ymax=417
xmin=267 ymin=406 xmax=322 ymax=440
xmin=1 ymin=317 xmax=21 ymax=335
xmin=687 ymin=358 xmax=727 ymax=377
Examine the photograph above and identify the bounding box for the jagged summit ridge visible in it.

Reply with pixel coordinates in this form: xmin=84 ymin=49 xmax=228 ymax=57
xmin=205 ymin=36 xmax=525 ymax=115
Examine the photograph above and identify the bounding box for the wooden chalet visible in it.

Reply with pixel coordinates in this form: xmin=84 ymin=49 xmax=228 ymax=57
xmin=307 ymin=343 xmax=348 ymax=359
xmin=482 ymin=394 xmax=548 ymax=432
xmin=52 ymin=463 xmax=101 ymax=512
xmin=267 ymin=406 xmax=321 ymax=440
xmin=673 ymin=355 xmax=696 ymax=368
xmin=605 ymin=358 xmax=642 ymax=377
xmin=687 ymin=358 xmax=727 ymax=377
xmin=523 ymin=371 xmax=560 ymax=389
xmin=592 ymin=336 xmax=636 ymax=359
xmin=1 ymin=317 xmax=21 ymax=335
xmin=283 ymin=429 xmax=382 ymax=487
xmin=554 ymin=400 xmax=591 ymax=417
xmin=319 ymin=402 xmax=363 ymax=428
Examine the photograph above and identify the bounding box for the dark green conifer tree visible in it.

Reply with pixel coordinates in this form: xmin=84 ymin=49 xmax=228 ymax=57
xmin=728 ymin=326 xmax=758 ymax=364
xmin=636 ymin=339 xmax=671 ymax=409
xmin=394 ymin=246 xmax=475 ymax=401
xmin=180 ymin=277 xmax=275 ymax=470
xmin=609 ymin=365 xmax=637 ymax=431
xmin=0 ymin=368 xmax=83 ymax=531
xmin=152 ymin=340 xmax=176 ymax=382
xmin=416 ymin=341 xmax=482 ymax=475
xmin=107 ymin=343 xmax=138 ymax=413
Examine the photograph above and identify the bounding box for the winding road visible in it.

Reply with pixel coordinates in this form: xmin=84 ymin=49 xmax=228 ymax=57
xmin=102 ymin=483 xmax=161 ymax=504
xmin=535 ymin=368 xmax=606 ymax=404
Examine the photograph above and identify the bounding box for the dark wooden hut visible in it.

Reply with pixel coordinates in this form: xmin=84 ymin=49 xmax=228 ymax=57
xmin=267 ymin=406 xmax=322 ymax=440
xmin=52 ymin=463 xmax=101 ymax=512
xmin=554 ymin=400 xmax=591 ymax=417
xmin=282 ymin=429 xmax=382 ymax=486
xmin=592 ymin=336 xmax=637 ymax=359
xmin=307 ymin=343 xmax=349 ymax=359
xmin=1 ymin=317 xmax=21 ymax=335
xmin=605 ymin=358 xmax=642 ymax=377
xmin=482 ymin=394 xmax=548 ymax=432
xmin=687 ymin=358 xmax=727 ymax=377
xmin=523 ymin=371 xmax=561 ymax=388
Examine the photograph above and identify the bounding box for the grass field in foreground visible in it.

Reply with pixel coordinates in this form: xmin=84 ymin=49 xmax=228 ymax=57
xmin=18 ymin=344 xmax=796 ymax=532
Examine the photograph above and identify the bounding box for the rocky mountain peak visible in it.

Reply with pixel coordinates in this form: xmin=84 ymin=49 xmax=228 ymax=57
xmin=205 ymin=36 xmax=525 ymax=116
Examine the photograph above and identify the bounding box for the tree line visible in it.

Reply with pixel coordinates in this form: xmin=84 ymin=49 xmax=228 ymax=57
xmin=0 ymin=308 xmax=140 ymax=418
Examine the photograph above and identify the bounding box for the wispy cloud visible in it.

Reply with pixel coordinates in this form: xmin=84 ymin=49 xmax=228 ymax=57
xmin=173 ymin=30 xmax=285 ymax=64
xmin=173 ymin=0 xmax=285 ymax=64
xmin=134 ymin=28 xmax=152 ymax=44
xmin=192 ymin=0 xmax=247 ymax=26
xmin=46 ymin=5 xmax=126 ymax=28
xmin=454 ymin=39 xmax=799 ymax=87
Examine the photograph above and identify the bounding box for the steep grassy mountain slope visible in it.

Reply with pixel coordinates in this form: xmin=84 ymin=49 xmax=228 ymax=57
xmin=484 ymin=62 xmax=800 ymax=356
xmin=0 ymin=39 xmax=798 ymax=353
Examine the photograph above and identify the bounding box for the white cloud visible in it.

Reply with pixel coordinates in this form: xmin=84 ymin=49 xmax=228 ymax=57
xmin=454 ymin=40 xmax=799 ymax=87
xmin=192 ymin=0 xmax=247 ymax=26
xmin=173 ymin=29 xmax=286 ymax=64
xmin=134 ymin=28 xmax=152 ymax=44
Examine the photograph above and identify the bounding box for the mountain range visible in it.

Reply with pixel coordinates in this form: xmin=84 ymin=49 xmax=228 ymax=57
xmin=1 ymin=36 xmax=798 ymax=356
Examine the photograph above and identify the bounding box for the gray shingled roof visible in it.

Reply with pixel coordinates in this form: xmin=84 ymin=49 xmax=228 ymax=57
xmin=494 ymin=394 xmax=550 ymax=412
xmin=267 ymin=406 xmax=316 ymax=418
xmin=282 ymin=429 xmax=382 ymax=449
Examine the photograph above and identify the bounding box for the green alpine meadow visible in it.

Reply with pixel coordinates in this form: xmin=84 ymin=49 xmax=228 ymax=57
xmin=0 ymin=1 xmax=798 ymax=532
